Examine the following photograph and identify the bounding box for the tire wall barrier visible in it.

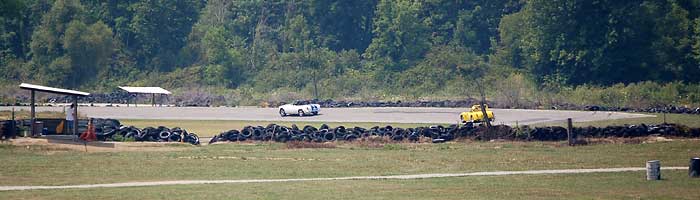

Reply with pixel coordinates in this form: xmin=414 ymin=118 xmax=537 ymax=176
xmin=209 ymin=123 xmax=700 ymax=144
xmin=92 ymin=119 xmax=200 ymax=145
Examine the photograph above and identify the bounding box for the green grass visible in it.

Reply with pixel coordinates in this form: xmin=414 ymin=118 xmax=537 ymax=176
xmin=2 ymin=171 xmax=698 ymax=199
xmin=534 ymin=113 xmax=700 ymax=128
xmin=120 ymin=119 xmax=443 ymax=137
xmin=1 ymin=140 xmax=698 ymax=187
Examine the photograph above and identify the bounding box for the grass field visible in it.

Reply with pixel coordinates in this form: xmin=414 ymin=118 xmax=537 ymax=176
xmin=3 ymin=111 xmax=700 ymax=199
xmin=2 ymin=171 xmax=699 ymax=199
xmin=1 ymin=140 xmax=698 ymax=186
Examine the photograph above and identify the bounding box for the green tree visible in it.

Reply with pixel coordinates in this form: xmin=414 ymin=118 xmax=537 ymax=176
xmin=129 ymin=0 xmax=202 ymax=71
xmin=309 ymin=0 xmax=375 ymax=51
xmin=364 ymin=0 xmax=430 ymax=71
xmin=63 ymin=20 xmax=114 ymax=87
xmin=28 ymin=0 xmax=85 ymax=84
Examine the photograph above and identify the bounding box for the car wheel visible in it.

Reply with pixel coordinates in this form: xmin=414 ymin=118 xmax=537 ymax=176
xmin=298 ymin=109 xmax=304 ymax=117
xmin=312 ymin=112 xmax=318 ymax=115
xmin=279 ymin=109 xmax=286 ymax=117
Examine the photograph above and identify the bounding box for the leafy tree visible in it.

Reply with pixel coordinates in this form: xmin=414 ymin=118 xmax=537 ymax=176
xmin=129 ymin=0 xmax=202 ymax=71
xmin=28 ymin=0 xmax=85 ymax=84
xmin=309 ymin=0 xmax=375 ymax=52
xmin=364 ymin=0 xmax=430 ymax=71
xmin=63 ymin=20 xmax=114 ymax=87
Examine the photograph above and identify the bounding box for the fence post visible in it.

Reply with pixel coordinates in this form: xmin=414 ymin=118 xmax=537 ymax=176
xmin=567 ymin=118 xmax=574 ymax=146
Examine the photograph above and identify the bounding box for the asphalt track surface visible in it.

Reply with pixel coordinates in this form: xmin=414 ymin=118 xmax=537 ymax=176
xmin=2 ymin=106 xmax=653 ymax=125
xmin=0 ymin=167 xmax=685 ymax=191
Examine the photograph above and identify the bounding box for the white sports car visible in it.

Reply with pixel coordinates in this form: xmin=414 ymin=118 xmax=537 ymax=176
xmin=278 ymin=101 xmax=321 ymax=117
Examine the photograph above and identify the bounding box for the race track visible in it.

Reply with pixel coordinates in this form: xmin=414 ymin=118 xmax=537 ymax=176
xmin=1 ymin=106 xmax=653 ymax=125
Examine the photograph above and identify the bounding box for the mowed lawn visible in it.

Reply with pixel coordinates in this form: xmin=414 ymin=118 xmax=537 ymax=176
xmin=1 ymin=140 xmax=699 ymax=186
xmin=2 ymin=171 xmax=699 ymax=199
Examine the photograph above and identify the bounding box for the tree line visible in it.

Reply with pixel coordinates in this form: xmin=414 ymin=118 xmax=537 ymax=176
xmin=1 ymin=0 xmax=699 ymax=101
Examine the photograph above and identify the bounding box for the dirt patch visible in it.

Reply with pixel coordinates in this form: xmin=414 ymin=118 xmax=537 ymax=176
xmin=5 ymin=137 xmax=191 ymax=153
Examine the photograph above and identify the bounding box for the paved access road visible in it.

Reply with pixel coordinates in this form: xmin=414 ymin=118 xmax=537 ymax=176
xmin=1 ymin=106 xmax=653 ymax=125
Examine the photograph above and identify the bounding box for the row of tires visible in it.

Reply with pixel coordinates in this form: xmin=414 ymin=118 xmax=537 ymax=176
xmin=209 ymin=123 xmax=700 ymax=144
xmin=209 ymin=123 xmax=480 ymax=144
xmin=471 ymin=123 xmax=700 ymax=141
xmin=92 ymin=119 xmax=200 ymax=145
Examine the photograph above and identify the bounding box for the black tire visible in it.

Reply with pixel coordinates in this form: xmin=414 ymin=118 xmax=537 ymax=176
xmin=344 ymin=134 xmax=358 ymax=141
xmin=323 ymin=131 xmax=336 ymax=141
xmin=185 ymin=133 xmax=198 ymax=145
xmin=241 ymin=128 xmax=253 ymax=138
xmin=298 ymin=109 xmax=305 ymax=117
xmin=169 ymin=133 xmax=182 ymax=142
xmin=279 ymin=109 xmax=286 ymax=117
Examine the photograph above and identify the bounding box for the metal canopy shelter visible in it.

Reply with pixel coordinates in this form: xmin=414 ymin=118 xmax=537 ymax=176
xmin=118 ymin=86 xmax=172 ymax=107
xmin=19 ymin=83 xmax=90 ymax=137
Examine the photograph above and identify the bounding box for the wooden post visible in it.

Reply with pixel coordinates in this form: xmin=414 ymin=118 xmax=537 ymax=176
xmin=73 ymin=96 xmax=78 ymax=137
xmin=476 ymin=79 xmax=491 ymax=128
xmin=567 ymin=118 xmax=574 ymax=146
xmin=690 ymin=157 xmax=700 ymax=178
xmin=663 ymin=112 xmax=667 ymax=124
xmin=30 ymin=90 xmax=35 ymax=137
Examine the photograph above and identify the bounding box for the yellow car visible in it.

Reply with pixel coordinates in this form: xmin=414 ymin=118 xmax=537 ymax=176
xmin=460 ymin=105 xmax=495 ymax=123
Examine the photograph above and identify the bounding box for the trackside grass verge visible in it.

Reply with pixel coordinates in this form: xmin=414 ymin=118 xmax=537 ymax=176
xmin=0 ymin=140 xmax=698 ymax=187
xmin=0 ymin=170 xmax=698 ymax=199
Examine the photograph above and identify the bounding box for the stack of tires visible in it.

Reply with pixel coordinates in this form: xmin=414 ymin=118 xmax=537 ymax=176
xmin=209 ymin=124 xmax=478 ymax=144
xmin=209 ymin=123 xmax=700 ymax=144
xmin=1 ymin=120 xmax=18 ymax=140
xmin=92 ymin=119 xmax=200 ymax=145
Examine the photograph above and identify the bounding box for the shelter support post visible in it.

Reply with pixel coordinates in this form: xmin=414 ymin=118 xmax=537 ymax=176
xmin=30 ymin=90 xmax=35 ymax=137
xmin=73 ymin=96 xmax=78 ymax=136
